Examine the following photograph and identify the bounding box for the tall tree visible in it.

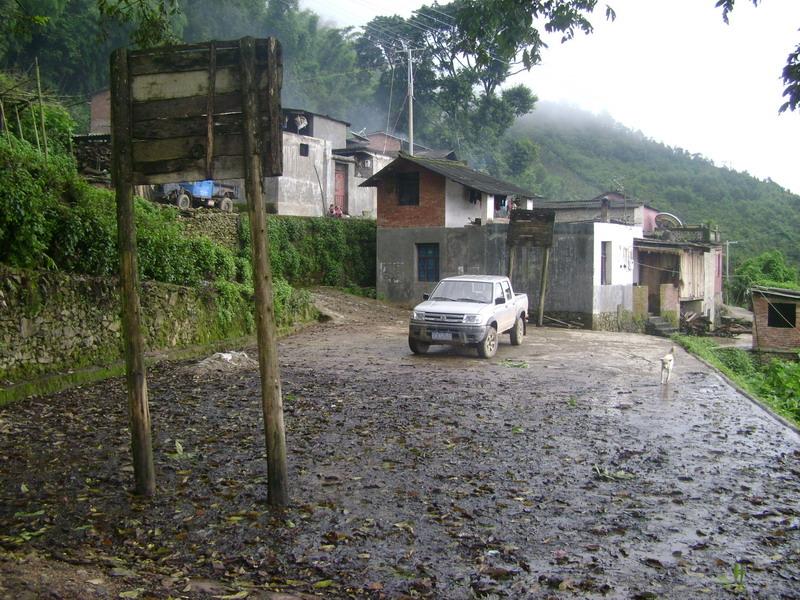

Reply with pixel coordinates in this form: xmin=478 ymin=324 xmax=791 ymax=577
xmin=456 ymin=0 xmax=799 ymax=113
xmin=356 ymin=1 xmax=538 ymax=169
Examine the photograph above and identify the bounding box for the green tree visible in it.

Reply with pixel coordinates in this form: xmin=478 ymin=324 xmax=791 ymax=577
xmin=731 ymin=250 xmax=799 ymax=304
xmin=456 ymin=0 xmax=800 ymax=113
xmin=356 ymin=1 xmax=538 ymax=164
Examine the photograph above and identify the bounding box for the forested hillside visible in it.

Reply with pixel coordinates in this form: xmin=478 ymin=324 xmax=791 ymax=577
xmin=510 ymin=102 xmax=800 ymax=270
xmin=3 ymin=1 xmax=798 ymax=271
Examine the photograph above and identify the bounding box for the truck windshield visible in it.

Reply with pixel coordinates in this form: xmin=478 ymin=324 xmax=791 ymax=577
xmin=431 ymin=281 xmax=493 ymax=303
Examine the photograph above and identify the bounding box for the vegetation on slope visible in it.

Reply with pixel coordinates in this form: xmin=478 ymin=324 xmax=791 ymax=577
xmin=509 ymin=102 xmax=800 ymax=272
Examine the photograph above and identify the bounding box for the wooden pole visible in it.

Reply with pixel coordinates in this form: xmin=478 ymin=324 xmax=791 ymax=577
xmin=507 ymin=243 xmax=516 ymax=280
xmin=34 ymin=58 xmax=48 ymax=161
xmin=0 ymin=98 xmax=7 ymax=135
xmin=15 ymin=105 xmax=25 ymax=141
xmin=537 ymin=246 xmax=551 ymax=327
xmin=239 ymin=37 xmax=289 ymax=506
xmin=111 ymin=48 xmax=156 ymax=497
xmin=30 ymin=102 xmax=41 ymax=152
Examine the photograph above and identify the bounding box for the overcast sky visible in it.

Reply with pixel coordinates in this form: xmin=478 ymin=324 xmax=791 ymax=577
xmin=300 ymin=0 xmax=800 ymax=194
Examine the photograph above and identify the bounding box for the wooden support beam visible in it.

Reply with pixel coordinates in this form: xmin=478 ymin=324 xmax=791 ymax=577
xmin=34 ymin=58 xmax=48 ymax=161
xmin=537 ymin=246 xmax=551 ymax=327
xmin=205 ymin=42 xmax=217 ymax=180
xmin=111 ymin=48 xmax=156 ymax=497
xmin=240 ymin=37 xmax=288 ymax=506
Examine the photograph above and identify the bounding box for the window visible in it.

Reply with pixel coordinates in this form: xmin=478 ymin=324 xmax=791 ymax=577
xmin=502 ymin=281 xmax=512 ymax=301
xmin=601 ymin=241 xmax=612 ymax=285
xmin=398 ymin=172 xmax=420 ymax=205
xmin=767 ymin=302 xmax=796 ymax=328
xmin=299 ymin=143 xmax=309 ymax=157
xmin=417 ymin=243 xmax=439 ymax=282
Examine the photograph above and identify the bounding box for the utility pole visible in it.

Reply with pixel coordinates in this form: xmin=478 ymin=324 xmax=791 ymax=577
xmin=403 ymin=41 xmax=414 ymax=156
xmin=725 ymin=240 xmax=739 ymax=304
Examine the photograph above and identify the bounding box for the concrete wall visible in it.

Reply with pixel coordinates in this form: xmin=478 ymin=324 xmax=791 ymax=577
xmin=264 ymin=131 xmax=330 ymax=216
xmin=350 ymin=154 xmax=392 ymax=218
xmin=377 ymin=220 xmax=646 ymax=331
xmin=377 ymin=224 xmax=510 ymax=305
xmin=311 ymin=115 xmax=348 ymax=149
xmin=592 ymin=222 xmax=640 ymax=324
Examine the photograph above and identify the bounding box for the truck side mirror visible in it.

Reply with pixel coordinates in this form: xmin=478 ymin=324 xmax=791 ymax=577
xmin=495 ymin=297 xmax=505 ymax=305
xmin=423 ymin=293 xmax=430 ymax=300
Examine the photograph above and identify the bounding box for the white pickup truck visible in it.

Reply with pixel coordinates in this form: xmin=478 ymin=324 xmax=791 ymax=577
xmin=408 ymin=275 xmax=528 ymax=358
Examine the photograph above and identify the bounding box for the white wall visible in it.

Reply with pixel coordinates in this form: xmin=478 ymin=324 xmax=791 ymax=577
xmin=592 ymin=222 xmax=642 ymax=313
xmin=444 ymin=179 xmax=481 ymax=227
xmin=269 ymin=131 xmax=330 ymax=216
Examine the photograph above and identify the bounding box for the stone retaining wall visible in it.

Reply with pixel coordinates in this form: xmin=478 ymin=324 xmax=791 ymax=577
xmin=0 ymin=265 xmax=252 ymax=384
xmin=178 ymin=210 xmax=242 ymax=252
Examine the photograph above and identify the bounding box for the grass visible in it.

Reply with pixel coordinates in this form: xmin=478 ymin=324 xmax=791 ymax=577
xmin=673 ymin=334 xmax=800 ymax=428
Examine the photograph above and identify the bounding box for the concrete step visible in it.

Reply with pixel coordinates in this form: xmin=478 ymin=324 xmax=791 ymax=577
xmin=646 ymin=316 xmax=678 ymax=338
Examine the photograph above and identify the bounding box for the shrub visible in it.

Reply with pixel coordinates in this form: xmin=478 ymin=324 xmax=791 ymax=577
xmin=0 ymin=137 xmax=76 ymax=268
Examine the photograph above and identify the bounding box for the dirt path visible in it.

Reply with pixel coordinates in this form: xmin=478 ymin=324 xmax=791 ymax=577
xmin=1 ymin=288 xmax=798 ymax=599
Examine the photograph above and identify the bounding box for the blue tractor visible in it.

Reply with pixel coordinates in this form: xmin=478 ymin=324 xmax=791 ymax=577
xmin=162 ymin=180 xmax=238 ymax=212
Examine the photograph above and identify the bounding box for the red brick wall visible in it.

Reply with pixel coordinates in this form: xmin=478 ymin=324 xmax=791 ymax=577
xmin=367 ymin=133 xmax=402 ymax=153
xmin=90 ymin=90 xmax=111 ymax=135
xmin=753 ymin=295 xmax=800 ymax=351
xmin=377 ymin=165 xmax=445 ymax=228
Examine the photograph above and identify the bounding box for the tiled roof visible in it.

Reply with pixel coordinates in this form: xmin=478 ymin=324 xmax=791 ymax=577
xmin=361 ymin=153 xmax=541 ymax=198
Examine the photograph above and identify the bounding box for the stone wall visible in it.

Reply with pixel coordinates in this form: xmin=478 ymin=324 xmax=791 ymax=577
xmin=0 ymin=265 xmax=253 ymax=385
xmin=178 ymin=210 xmax=242 ymax=252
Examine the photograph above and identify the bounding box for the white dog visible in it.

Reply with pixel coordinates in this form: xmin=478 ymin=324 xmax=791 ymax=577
xmin=660 ymin=346 xmax=675 ymax=384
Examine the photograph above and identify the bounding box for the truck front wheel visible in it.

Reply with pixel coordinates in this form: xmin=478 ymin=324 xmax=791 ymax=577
xmin=409 ymin=338 xmax=429 ymax=354
xmin=510 ymin=315 xmax=525 ymax=345
xmin=478 ymin=326 xmax=498 ymax=358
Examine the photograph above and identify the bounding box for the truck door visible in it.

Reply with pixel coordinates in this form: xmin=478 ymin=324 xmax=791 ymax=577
xmin=499 ymin=281 xmax=515 ymax=331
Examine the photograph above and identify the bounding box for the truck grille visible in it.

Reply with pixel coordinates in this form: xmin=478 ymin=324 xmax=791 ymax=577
xmin=422 ymin=312 xmax=465 ymax=323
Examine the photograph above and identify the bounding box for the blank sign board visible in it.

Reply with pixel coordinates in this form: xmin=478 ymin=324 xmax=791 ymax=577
xmin=115 ymin=38 xmax=283 ymax=185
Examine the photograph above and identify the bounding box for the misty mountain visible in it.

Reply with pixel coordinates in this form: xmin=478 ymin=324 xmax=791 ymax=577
xmin=511 ymin=102 xmax=800 ymax=269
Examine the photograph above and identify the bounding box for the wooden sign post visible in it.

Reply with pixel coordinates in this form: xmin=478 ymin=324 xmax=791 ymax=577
xmin=110 ymin=38 xmax=288 ymax=505
xmin=506 ymin=208 xmax=555 ymax=327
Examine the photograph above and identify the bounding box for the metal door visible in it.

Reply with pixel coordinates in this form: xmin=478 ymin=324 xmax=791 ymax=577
xmin=334 ymin=163 xmax=348 ymax=214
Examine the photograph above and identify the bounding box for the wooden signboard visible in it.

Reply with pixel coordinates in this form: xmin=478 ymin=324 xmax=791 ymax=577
xmin=506 ymin=208 xmax=555 ymax=327
xmin=507 ymin=208 xmax=555 ymax=247
xmin=125 ymin=39 xmax=282 ymax=183
xmin=111 ymin=37 xmax=288 ymax=504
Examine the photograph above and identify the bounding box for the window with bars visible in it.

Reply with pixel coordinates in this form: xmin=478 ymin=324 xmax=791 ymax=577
xmin=417 ymin=243 xmax=439 ymax=282
xmin=398 ymin=172 xmax=420 ymax=205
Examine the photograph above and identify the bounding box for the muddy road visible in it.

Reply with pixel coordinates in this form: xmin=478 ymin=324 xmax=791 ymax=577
xmin=1 ymin=289 xmax=799 ymax=599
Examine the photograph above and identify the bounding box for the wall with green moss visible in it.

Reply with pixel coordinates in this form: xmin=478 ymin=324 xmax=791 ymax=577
xmin=0 ymin=265 xmax=262 ymax=385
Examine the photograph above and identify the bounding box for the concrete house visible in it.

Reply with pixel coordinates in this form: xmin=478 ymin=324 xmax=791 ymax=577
xmin=360 ymin=153 xmax=542 ymax=304
xmin=515 ymin=220 xmax=645 ymax=330
xmin=528 ymin=194 xmax=723 ymax=330
xmin=634 ymin=224 xmax=723 ymax=327
xmin=751 ymin=286 xmax=800 ymax=355
xmin=84 ymin=91 xmax=388 ymax=217
xmin=264 ymin=108 xmax=391 ymax=218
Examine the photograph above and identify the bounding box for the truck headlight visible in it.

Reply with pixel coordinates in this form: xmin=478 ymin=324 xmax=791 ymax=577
xmin=412 ymin=311 xmax=426 ymax=320
xmin=463 ymin=314 xmax=482 ymax=324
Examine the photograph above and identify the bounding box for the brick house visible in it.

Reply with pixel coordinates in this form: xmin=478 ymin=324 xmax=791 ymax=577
xmin=751 ymin=286 xmax=800 ymax=354
xmin=361 ymin=153 xmax=544 ymax=305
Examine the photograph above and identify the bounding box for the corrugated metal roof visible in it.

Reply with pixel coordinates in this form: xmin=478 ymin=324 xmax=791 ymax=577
xmin=360 ymin=153 xmax=542 ymax=198
xmin=751 ymin=286 xmax=800 ymax=300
